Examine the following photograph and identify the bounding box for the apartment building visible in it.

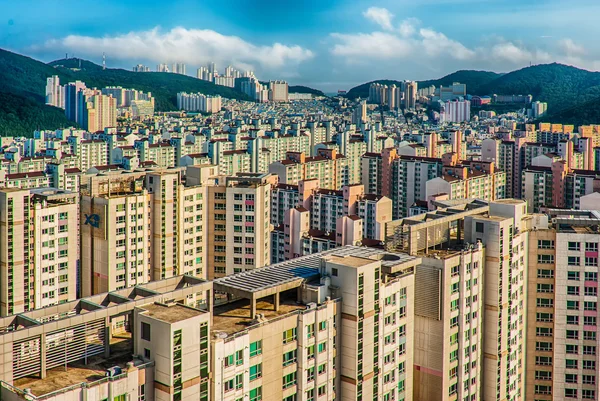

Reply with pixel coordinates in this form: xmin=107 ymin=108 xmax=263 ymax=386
xmin=522 ymin=161 xmax=600 ymax=212
xmin=269 ymin=149 xmax=352 ymax=190
xmin=464 ymin=200 xmax=529 ymax=401
xmin=205 ymin=173 xmax=276 ymax=279
xmin=0 ymin=246 xmax=420 ymax=401
xmin=145 ymin=170 xmax=208 ymax=281
xmin=0 ymin=188 xmax=79 ymax=316
xmin=387 ymin=154 xmax=444 ymax=219
xmin=80 ymin=173 xmax=152 ymax=296
xmin=526 ymin=210 xmax=600 ymax=401
xmin=414 ymin=245 xmax=485 ymax=401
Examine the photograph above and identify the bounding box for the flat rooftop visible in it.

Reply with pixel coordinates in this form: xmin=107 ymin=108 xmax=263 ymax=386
xmin=138 ymin=302 xmax=206 ymax=323
xmin=214 ymin=246 xmax=419 ymax=298
xmin=212 ymin=297 xmax=306 ymax=336
xmin=325 ymin=255 xmax=373 ymax=268
xmin=14 ymin=335 xmax=134 ymax=397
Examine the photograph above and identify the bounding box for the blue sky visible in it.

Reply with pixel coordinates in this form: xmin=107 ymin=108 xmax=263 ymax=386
xmin=2 ymin=0 xmax=600 ymax=91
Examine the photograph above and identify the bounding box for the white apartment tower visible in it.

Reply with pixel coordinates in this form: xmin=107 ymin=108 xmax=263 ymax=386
xmin=0 ymin=188 xmax=79 ymax=316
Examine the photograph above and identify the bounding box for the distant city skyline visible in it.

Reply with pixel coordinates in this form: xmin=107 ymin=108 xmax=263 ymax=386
xmin=3 ymin=0 xmax=600 ymax=91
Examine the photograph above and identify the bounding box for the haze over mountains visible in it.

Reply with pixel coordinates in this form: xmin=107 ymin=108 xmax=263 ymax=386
xmin=1 ymin=47 xmax=600 ymax=136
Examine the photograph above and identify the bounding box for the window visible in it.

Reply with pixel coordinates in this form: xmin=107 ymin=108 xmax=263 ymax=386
xmin=566 ymin=359 xmax=578 ymax=369
xmin=318 ymin=363 xmax=326 ymax=375
xmin=307 ymin=367 xmax=315 ymax=382
xmin=536 ymin=342 xmax=552 ymax=351
xmin=475 ymin=222 xmax=484 ymax=233
xmin=568 ymin=257 xmax=581 ymax=266
xmin=249 ymin=387 xmax=262 ymax=401
xmin=283 ymin=350 xmax=297 ymax=366
xmin=538 ymin=240 xmax=555 ymax=249
xmin=567 ymin=286 xmax=580 ymax=296
xmin=565 ymin=389 xmax=577 ymax=398
xmin=584 ymin=331 xmax=596 ymax=341
xmin=282 ymin=372 xmax=297 ymax=389
xmin=536 ymin=327 xmax=552 ymax=337
xmin=583 ymin=375 xmax=596 ymax=385
xmin=568 ymin=271 xmax=580 ymax=280
xmin=307 ymin=345 xmax=315 ymax=360
xmin=537 ymin=313 xmax=553 ymax=322
xmin=567 ymin=330 xmax=579 ymax=340
xmin=283 ymin=328 xmax=297 ymax=344
xmin=582 ymin=390 xmax=596 ymax=400
xmin=536 ymin=356 xmax=552 ymax=366
xmin=307 ymin=324 xmax=315 ymax=339
xmin=141 ymin=322 xmax=151 ymax=341
xmin=583 ymin=360 xmax=596 ymax=370
xmin=537 ymin=269 xmax=554 ymax=278
xmin=535 ymin=385 xmax=551 ymax=395
xmin=586 ymin=272 xmax=598 ymax=281
xmin=250 ymin=364 xmax=262 ymax=381
xmin=537 ymin=284 xmax=553 ymax=293
xmin=565 ymin=374 xmax=577 ymax=383
xmin=585 ymin=257 xmax=598 ymax=267
xmin=566 ymin=344 xmax=578 ymax=354
xmin=319 ymin=321 xmax=327 ymax=331
xmin=236 ymin=350 xmax=243 ymax=365
xmin=538 ymin=255 xmax=554 ymax=264
xmin=535 ymin=371 xmax=552 ymax=381
xmin=318 ymin=342 xmax=327 ymax=353
xmin=224 ymin=354 xmax=234 ymax=367
xmin=586 ymin=242 xmax=598 ymax=252
xmin=567 ymin=300 xmax=579 ymax=310
xmin=567 ymin=315 xmax=579 ymax=325
xmin=568 ymin=242 xmax=580 ymax=251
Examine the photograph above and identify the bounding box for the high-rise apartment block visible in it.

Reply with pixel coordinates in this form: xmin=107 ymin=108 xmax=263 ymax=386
xmin=0 ymin=188 xmax=79 ymax=316
xmin=171 ymin=63 xmax=186 ymax=75
xmin=177 ymin=92 xmax=222 ymax=113
xmin=45 ymin=75 xmax=65 ymax=109
xmin=269 ymin=80 xmax=289 ymax=102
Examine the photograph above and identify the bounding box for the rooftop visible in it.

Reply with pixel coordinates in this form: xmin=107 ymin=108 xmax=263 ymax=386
xmin=14 ymin=334 xmax=134 ymax=397
xmin=138 ymin=302 xmax=206 ymax=323
xmin=212 ymin=297 xmax=305 ymax=336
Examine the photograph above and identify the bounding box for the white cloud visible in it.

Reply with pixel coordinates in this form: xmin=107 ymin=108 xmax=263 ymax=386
xmin=331 ymin=9 xmax=475 ymax=62
xmin=363 ymin=7 xmax=395 ymax=31
xmin=32 ymin=26 xmax=314 ymax=73
xmin=399 ymin=18 xmax=420 ymax=37
xmin=489 ymin=41 xmax=551 ymax=64
xmin=331 ymin=32 xmax=413 ymax=59
xmin=558 ymin=38 xmax=585 ymax=57
xmin=419 ymin=28 xmax=475 ymax=60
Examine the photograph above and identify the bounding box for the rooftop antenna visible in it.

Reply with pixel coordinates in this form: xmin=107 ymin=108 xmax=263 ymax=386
xmin=103 ymin=53 xmax=106 ymax=70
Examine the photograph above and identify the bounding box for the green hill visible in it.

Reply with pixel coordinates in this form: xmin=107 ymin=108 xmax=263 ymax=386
xmin=0 ymin=92 xmax=75 ymax=137
xmin=478 ymin=63 xmax=600 ymax=112
xmin=289 ymin=85 xmax=326 ymax=97
xmin=345 ymin=80 xmax=403 ymax=100
xmin=418 ymin=70 xmax=502 ymax=95
xmin=345 ymin=71 xmax=502 ymax=100
xmin=538 ymin=95 xmax=600 ymax=125
xmin=0 ymin=48 xmax=252 ymax=136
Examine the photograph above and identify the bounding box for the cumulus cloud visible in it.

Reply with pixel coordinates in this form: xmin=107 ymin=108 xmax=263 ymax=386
xmin=331 ymin=10 xmax=474 ymax=62
xmin=31 ymin=26 xmax=313 ymax=73
xmin=399 ymin=18 xmax=420 ymax=37
xmin=558 ymin=38 xmax=585 ymax=57
xmin=330 ymin=8 xmax=593 ymax=73
xmin=419 ymin=28 xmax=475 ymax=60
xmin=363 ymin=7 xmax=395 ymax=31
xmin=331 ymin=32 xmax=413 ymax=59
